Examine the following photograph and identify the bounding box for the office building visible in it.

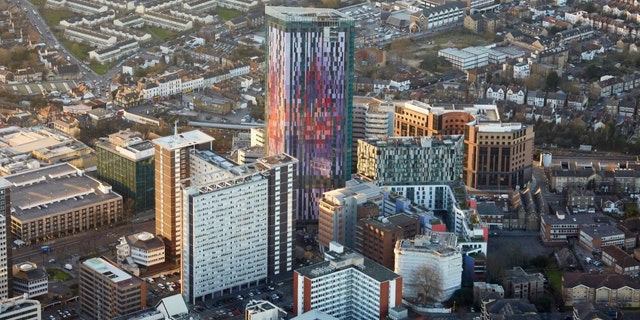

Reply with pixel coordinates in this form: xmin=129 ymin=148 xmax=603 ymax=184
xmin=393 ymin=101 xmax=534 ymax=189
xmin=0 ymin=178 xmax=10 ymax=299
xmin=96 ymin=130 xmax=155 ymax=212
xmin=0 ymin=126 xmax=96 ymax=176
xmin=464 ymin=122 xmax=534 ymax=189
xmin=0 ymin=294 xmax=41 ymax=320
xmin=12 ymin=262 xmax=47 ymax=298
xmin=394 ymin=101 xmax=488 ymax=137
xmin=115 ymin=232 xmax=165 ymax=267
xmin=7 ymin=163 xmax=123 ymax=244
xmin=355 ymin=213 xmax=421 ymax=270
xmin=181 ymin=151 xmax=297 ymax=303
xmin=352 ymin=97 xmax=395 ymax=172
xmin=152 ymin=130 xmax=214 ymax=263
xmin=79 ymin=257 xmax=146 ymax=319
xmin=265 ymin=7 xmax=355 ymax=221
xmin=293 ymin=242 xmax=402 ymax=319
xmin=394 ymin=233 xmax=462 ymax=302
xmin=318 ymin=179 xmax=384 ymax=248
xmin=357 ymin=136 xmax=464 ymax=185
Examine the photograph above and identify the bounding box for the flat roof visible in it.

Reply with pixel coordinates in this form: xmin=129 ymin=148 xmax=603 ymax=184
xmin=266 ymin=6 xmax=352 ymax=21
xmin=152 ymin=130 xmax=214 ymax=150
xmin=83 ymin=257 xmax=132 ymax=283
xmin=296 ymin=251 xmax=400 ymax=283
xmin=6 ymin=163 xmax=121 ymax=222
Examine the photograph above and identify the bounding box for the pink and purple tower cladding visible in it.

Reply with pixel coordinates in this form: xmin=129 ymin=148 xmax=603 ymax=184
xmin=265 ymin=7 xmax=354 ymax=221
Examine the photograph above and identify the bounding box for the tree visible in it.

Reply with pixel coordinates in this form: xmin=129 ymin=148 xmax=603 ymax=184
xmin=545 ymin=71 xmax=560 ymax=90
xmin=412 ymin=264 xmax=445 ymax=304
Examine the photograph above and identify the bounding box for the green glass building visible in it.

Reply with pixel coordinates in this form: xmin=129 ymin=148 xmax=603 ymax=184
xmin=96 ymin=130 xmax=155 ymax=213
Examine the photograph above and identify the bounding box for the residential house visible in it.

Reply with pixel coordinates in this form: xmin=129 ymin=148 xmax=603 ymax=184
xmin=504 ymin=266 xmax=545 ymax=302
xmin=567 ymin=94 xmax=588 ymax=110
xmin=527 ymin=90 xmax=545 ymax=107
xmin=486 ymin=85 xmax=505 ymax=101
xmin=513 ymin=62 xmax=530 ymax=79
xmin=546 ymin=91 xmax=566 ymax=109
xmin=601 ymin=245 xmax=640 ymax=275
xmin=562 ymin=273 xmax=640 ymax=308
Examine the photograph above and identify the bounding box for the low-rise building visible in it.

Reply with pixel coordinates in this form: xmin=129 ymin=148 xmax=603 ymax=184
xmin=539 ymin=212 xmax=610 ymax=246
xmin=481 ymin=295 xmax=540 ymax=320
xmin=579 ymin=225 xmax=626 ymax=253
xmin=115 ymin=232 xmax=165 ymax=267
xmin=602 ymin=246 xmax=640 ymax=275
xmin=473 ymin=282 xmax=504 ymax=305
xmin=504 ymin=266 xmax=545 ymax=302
xmin=7 ymin=163 xmax=123 ymax=244
xmin=562 ymin=273 xmax=640 ymax=308
xmin=12 ymin=262 xmax=47 ymax=298
xmin=0 ymin=294 xmax=41 ymax=320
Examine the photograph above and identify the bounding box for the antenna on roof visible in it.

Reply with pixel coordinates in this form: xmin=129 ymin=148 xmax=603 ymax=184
xmin=173 ymin=119 xmax=179 ymax=138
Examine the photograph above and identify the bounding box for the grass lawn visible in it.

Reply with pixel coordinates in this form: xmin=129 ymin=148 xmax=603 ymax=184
xmin=216 ymin=8 xmax=242 ymax=21
xmin=546 ymin=268 xmax=563 ymax=293
xmin=142 ymin=26 xmax=177 ymax=41
xmin=60 ymin=40 xmax=91 ymax=61
xmin=427 ymin=29 xmax=490 ymax=48
xmin=48 ymin=269 xmax=71 ymax=281
xmin=42 ymin=9 xmax=76 ymax=26
xmin=89 ymin=61 xmax=118 ymax=75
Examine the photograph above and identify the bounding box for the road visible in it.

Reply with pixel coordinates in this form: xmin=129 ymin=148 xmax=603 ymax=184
xmin=12 ymin=220 xmax=155 ymax=267
xmin=18 ymin=0 xmax=125 ymax=87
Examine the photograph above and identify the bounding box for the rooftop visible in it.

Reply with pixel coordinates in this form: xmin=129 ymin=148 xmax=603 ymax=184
xmin=152 ymin=130 xmax=214 ymax=150
xmin=266 ymin=6 xmax=352 ymax=22
xmin=296 ymin=246 xmax=400 ymax=283
xmin=6 ymin=163 xmax=121 ymax=222
xmin=83 ymin=257 xmax=132 ymax=283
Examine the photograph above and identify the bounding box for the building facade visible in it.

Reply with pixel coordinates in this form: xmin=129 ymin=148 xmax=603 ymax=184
xmin=115 ymin=232 xmax=165 ymax=267
xmin=357 ymin=136 xmax=464 ymax=185
xmin=318 ymin=180 xmax=384 ymax=249
xmin=504 ymin=266 xmax=545 ymax=302
xmin=293 ymin=242 xmax=402 ymax=319
xmin=152 ymin=130 xmax=214 ymax=263
xmin=0 ymin=178 xmax=10 ymax=299
xmin=0 ymin=294 xmax=41 ymax=320
xmin=79 ymin=257 xmax=147 ymax=319
xmin=7 ymin=163 xmax=123 ymax=244
xmin=562 ymin=273 xmax=640 ymax=308
xmin=96 ymin=130 xmax=155 ymax=212
xmin=181 ymin=151 xmax=297 ymax=303
xmin=355 ymin=213 xmax=421 ymax=270
xmin=394 ymin=233 xmax=462 ymax=302
xmin=12 ymin=262 xmax=47 ymax=298
xmin=265 ymin=7 xmax=354 ymax=221
xmin=464 ymin=122 xmax=534 ymax=189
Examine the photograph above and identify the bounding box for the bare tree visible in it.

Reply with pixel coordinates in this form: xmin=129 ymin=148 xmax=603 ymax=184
xmin=412 ymin=264 xmax=444 ymax=304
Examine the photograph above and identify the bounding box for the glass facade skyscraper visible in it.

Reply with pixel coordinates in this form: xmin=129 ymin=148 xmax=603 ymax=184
xmin=265 ymin=7 xmax=354 ymax=221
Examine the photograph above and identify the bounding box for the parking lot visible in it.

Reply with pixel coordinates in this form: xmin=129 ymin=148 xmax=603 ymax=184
xmin=145 ymin=271 xmax=182 ymax=303
xmin=191 ymin=281 xmax=293 ymax=320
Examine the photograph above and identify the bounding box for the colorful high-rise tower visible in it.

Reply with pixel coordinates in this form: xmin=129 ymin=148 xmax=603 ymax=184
xmin=265 ymin=7 xmax=354 ymax=221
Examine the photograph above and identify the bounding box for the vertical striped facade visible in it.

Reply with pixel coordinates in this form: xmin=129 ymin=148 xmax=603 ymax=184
xmin=265 ymin=7 xmax=354 ymax=221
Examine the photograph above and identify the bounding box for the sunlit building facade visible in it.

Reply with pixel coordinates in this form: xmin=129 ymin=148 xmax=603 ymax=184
xmin=265 ymin=7 xmax=354 ymax=221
